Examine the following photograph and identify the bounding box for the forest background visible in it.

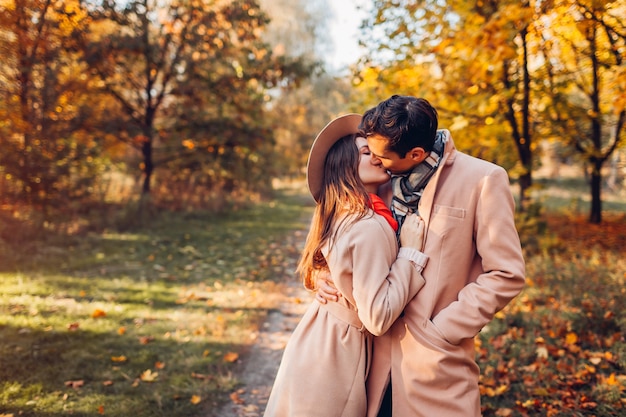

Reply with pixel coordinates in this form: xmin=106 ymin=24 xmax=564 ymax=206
xmin=0 ymin=0 xmax=625 ymax=416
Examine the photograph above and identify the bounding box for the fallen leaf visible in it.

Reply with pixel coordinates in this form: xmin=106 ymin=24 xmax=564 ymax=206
xmin=138 ymin=336 xmax=154 ymax=344
xmin=102 ymin=380 xmax=114 ymax=386
xmin=191 ymin=372 xmax=212 ymax=380
xmin=190 ymin=395 xmax=201 ymax=405
xmin=565 ymin=332 xmax=578 ymax=345
xmin=111 ymin=355 xmax=127 ymax=363
xmin=67 ymin=322 xmax=80 ymax=331
xmin=155 ymin=361 xmax=165 ymax=369
xmin=117 ymin=327 xmax=126 ymax=335
xmin=589 ymin=357 xmax=602 ymax=365
xmin=223 ymin=352 xmax=239 ymax=363
xmin=230 ymin=391 xmax=245 ymax=404
xmin=91 ymin=309 xmax=107 ymax=318
xmin=535 ymin=346 xmax=549 ymax=359
xmin=605 ymin=373 xmax=618 ymax=385
xmin=140 ymin=369 xmax=158 ymax=382
xmin=65 ymin=380 xmax=84 ymax=389
xmin=98 ymin=405 xmax=104 ymax=414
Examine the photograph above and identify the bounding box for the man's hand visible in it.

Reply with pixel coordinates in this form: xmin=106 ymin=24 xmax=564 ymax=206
xmin=315 ymin=269 xmax=341 ymax=304
xmin=400 ymin=213 xmax=425 ymax=251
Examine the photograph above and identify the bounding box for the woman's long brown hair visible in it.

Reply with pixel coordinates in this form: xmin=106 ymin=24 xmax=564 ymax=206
xmin=297 ymin=134 xmax=372 ymax=290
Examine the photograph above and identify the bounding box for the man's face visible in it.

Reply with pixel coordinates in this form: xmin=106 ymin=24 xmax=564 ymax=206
xmin=367 ymin=134 xmax=423 ymax=174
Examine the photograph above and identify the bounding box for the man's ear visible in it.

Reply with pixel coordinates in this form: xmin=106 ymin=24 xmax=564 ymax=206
xmin=408 ymin=147 xmax=426 ymax=162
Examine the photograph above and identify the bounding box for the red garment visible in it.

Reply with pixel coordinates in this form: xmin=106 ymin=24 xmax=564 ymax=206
xmin=368 ymin=193 xmax=398 ymax=232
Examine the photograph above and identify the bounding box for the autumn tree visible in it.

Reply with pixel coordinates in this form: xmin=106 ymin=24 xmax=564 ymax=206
xmin=0 ymin=0 xmax=105 ymax=213
xmin=538 ymin=0 xmax=625 ymax=223
xmin=81 ymin=0 xmax=310 ymax=201
xmin=355 ymin=0 xmax=625 ymax=221
xmin=354 ymin=0 xmax=548 ymax=207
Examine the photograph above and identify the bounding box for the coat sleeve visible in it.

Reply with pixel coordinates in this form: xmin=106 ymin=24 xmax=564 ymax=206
xmin=431 ymin=167 xmax=526 ymax=345
xmin=343 ymin=218 xmax=426 ymax=336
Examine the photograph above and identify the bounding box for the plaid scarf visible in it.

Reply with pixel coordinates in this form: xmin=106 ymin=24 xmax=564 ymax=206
xmin=391 ymin=130 xmax=446 ymax=231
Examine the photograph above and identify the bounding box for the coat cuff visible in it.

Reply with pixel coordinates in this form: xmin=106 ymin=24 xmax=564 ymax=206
xmin=398 ymin=247 xmax=428 ymax=271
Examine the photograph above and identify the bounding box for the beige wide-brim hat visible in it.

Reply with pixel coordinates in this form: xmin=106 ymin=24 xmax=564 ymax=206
xmin=306 ymin=113 xmax=362 ymax=202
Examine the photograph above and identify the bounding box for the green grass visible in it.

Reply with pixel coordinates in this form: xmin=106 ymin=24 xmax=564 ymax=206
xmin=0 ymin=186 xmax=315 ymax=417
xmin=532 ymin=176 xmax=626 ymax=214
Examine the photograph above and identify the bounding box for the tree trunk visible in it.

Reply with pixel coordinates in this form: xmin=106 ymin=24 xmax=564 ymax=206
xmin=589 ymin=161 xmax=602 ymax=224
xmin=518 ymin=170 xmax=531 ymax=207
xmin=142 ymin=138 xmax=153 ymax=194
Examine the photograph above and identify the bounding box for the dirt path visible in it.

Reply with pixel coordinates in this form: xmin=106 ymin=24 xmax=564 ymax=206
xmin=214 ymin=279 xmax=312 ymax=417
xmin=214 ymin=190 xmax=314 ymax=417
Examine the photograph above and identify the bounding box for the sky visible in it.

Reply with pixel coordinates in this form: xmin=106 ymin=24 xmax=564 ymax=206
xmin=327 ymin=0 xmax=367 ymax=74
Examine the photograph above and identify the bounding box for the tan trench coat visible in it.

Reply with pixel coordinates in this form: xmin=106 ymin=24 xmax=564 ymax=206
xmin=366 ymin=132 xmax=526 ymax=417
xmin=264 ymin=212 xmax=427 ymax=417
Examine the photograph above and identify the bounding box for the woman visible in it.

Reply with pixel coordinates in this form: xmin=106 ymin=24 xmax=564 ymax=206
xmin=264 ymin=114 xmax=427 ymax=417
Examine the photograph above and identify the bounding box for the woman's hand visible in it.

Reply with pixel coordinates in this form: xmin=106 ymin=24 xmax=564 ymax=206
xmin=399 ymin=213 xmax=425 ymax=251
xmin=314 ymin=269 xmax=341 ymax=304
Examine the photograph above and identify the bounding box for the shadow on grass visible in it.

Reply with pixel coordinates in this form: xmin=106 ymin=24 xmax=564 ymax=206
xmin=0 ymin=318 xmax=264 ymax=417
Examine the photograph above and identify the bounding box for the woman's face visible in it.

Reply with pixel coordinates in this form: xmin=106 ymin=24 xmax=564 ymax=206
xmin=356 ymin=136 xmax=391 ymax=192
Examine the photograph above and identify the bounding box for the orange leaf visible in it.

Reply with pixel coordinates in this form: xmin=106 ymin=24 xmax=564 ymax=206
xmin=190 ymin=395 xmax=201 ymax=405
xmin=102 ymin=380 xmax=114 ymax=386
xmin=155 ymin=361 xmax=165 ymax=369
xmin=223 ymin=352 xmax=239 ymax=363
xmin=139 ymin=336 xmax=154 ymax=345
xmin=230 ymin=391 xmax=245 ymax=404
xmin=565 ymin=332 xmax=578 ymax=345
xmin=91 ymin=309 xmax=107 ymax=318
xmin=494 ymin=384 xmax=508 ymax=395
xmin=111 ymin=355 xmax=127 ymax=363
xmin=67 ymin=322 xmax=80 ymax=331
xmin=117 ymin=327 xmax=126 ymax=335
xmin=605 ymin=373 xmax=618 ymax=386
xmin=98 ymin=405 xmax=104 ymax=414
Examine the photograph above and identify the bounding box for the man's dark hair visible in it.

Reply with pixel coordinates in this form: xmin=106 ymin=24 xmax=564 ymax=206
xmin=359 ymin=95 xmax=438 ymax=157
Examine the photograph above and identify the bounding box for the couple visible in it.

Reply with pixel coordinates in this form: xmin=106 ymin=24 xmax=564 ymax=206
xmin=264 ymin=95 xmax=526 ymax=417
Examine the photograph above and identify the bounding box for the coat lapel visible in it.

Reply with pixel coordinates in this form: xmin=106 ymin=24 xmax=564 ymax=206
xmin=419 ymin=130 xmax=457 ymax=247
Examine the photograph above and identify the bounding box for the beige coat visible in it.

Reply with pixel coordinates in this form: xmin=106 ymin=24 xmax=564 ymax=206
xmin=366 ymin=133 xmax=526 ymax=417
xmin=264 ymin=212 xmax=427 ymax=417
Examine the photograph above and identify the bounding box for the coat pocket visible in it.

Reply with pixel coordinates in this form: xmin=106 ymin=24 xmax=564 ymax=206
xmin=433 ymin=204 xmax=466 ymax=219
xmin=420 ymin=318 xmax=459 ymax=351
xmin=426 ymin=205 xmax=466 ymax=239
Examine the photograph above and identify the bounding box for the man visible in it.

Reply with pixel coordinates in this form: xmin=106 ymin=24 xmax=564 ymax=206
xmin=317 ymin=95 xmax=526 ymax=417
